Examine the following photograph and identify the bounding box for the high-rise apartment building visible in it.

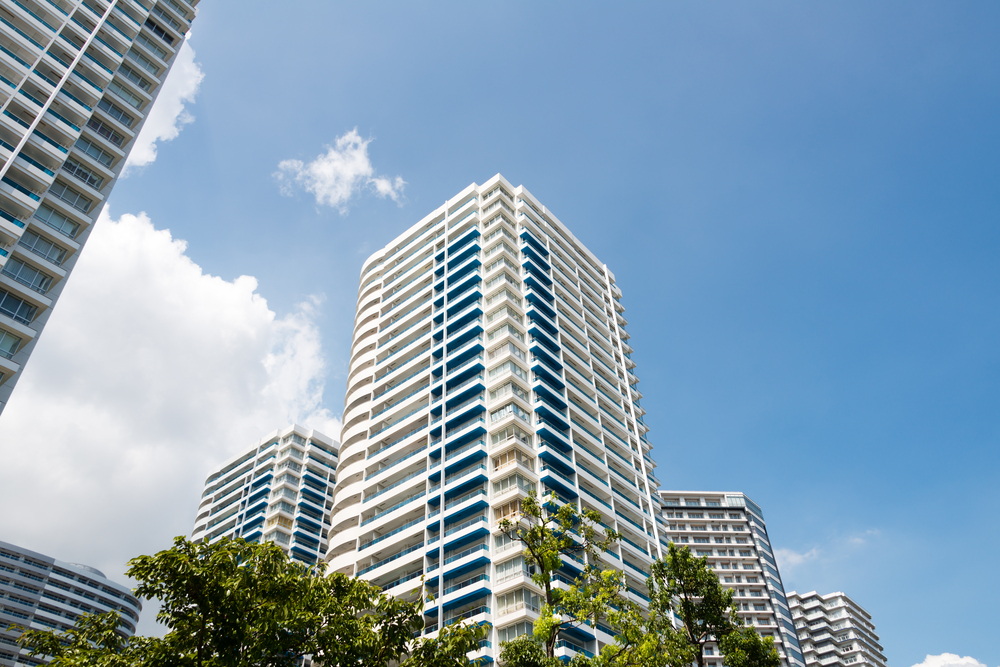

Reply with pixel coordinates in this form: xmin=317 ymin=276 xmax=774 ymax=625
xmin=0 ymin=0 xmax=199 ymax=414
xmin=0 ymin=539 xmax=141 ymax=667
xmin=787 ymin=591 xmax=888 ymax=667
xmin=656 ymin=491 xmax=806 ymax=667
xmin=327 ymin=175 xmax=661 ymax=663
xmin=192 ymin=424 xmax=339 ymax=565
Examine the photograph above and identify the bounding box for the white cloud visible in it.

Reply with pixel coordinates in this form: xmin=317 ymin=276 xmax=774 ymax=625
xmin=911 ymin=655 xmax=989 ymax=667
xmin=775 ymin=547 xmax=820 ymax=570
xmin=0 ymin=209 xmax=340 ymax=624
xmin=848 ymin=528 xmax=881 ymax=546
xmin=274 ymin=129 xmax=406 ymax=213
xmin=123 ymin=36 xmax=205 ymax=176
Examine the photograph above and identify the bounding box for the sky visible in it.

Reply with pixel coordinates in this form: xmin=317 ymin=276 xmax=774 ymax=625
xmin=0 ymin=1 xmax=998 ymax=665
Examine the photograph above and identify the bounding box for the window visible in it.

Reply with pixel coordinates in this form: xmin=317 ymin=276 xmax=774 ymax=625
xmin=48 ymin=181 xmax=92 ymax=213
xmin=125 ymin=48 xmax=160 ymax=76
xmin=0 ymin=329 xmax=21 ymax=359
xmin=487 ymin=305 xmax=522 ymax=324
xmin=98 ymin=97 xmax=135 ymax=127
xmin=490 ymin=401 xmax=530 ymax=424
xmin=724 ymin=577 xmax=733 ymax=583
xmin=150 ymin=5 xmax=183 ymax=31
xmin=483 ymin=225 xmax=516 ymax=245
xmin=74 ymin=137 xmax=114 ymax=167
xmin=485 ymin=270 xmax=519 ymax=291
xmin=269 ymin=500 xmax=295 ymax=514
xmin=108 ymin=79 xmax=145 ymax=110
xmin=754 ymin=604 xmax=767 ymax=611
xmin=264 ymin=531 xmax=289 ymax=545
xmin=488 ymin=341 xmax=526 ymax=362
xmin=687 ymin=512 xmax=704 ymax=518
xmin=493 ymin=448 xmax=533 ymax=472
xmin=116 ymin=63 xmax=152 ymax=92
xmin=494 ymin=499 xmax=521 ymax=522
xmin=489 ymin=360 xmax=527 ymax=383
xmin=265 ymin=515 xmax=293 ymax=529
xmin=143 ymin=18 xmax=175 ymax=45
xmin=484 ymin=240 xmax=517 ymax=260
xmin=0 ymin=289 xmax=37 ymax=324
xmin=86 ymin=116 xmax=125 ymax=147
xmin=2 ymin=258 xmax=53 ymax=294
xmin=493 ymin=473 xmax=534 ymax=496
xmin=270 ymin=487 xmax=296 ymax=501
xmin=491 ymin=424 xmax=532 ymax=448
xmin=18 ymin=230 xmax=67 ymax=265
xmin=490 ymin=381 xmax=528 ymax=403
xmin=494 ymin=532 xmax=517 ymax=553
xmin=497 ymin=621 xmax=533 ymax=644
xmin=739 ymin=550 xmax=752 ymax=557
xmin=488 ymin=323 xmax=525 ymax=343
xmin=61 ymin=157 xmax=104 ymax=190
xmin=496 ymin=588 xmax=539 ymax=616
xmin=709 ymin=513 xmax=724 ymax=519
xmin=495 ymin=556 xmax=529 ymax=584
xmin=486 ymin=287 xmax=522 ymax=308
xmin=135 ymin=32 xmax=169 ymax=61
xmin=729 ymin=513 xmax=742 ymax=519
xmin=485 ymin=256 xmax=519 ymax=274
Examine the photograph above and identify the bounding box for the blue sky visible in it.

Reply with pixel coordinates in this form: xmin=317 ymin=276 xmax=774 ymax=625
xmin=0 ymin=1 xmax=997 ymax=664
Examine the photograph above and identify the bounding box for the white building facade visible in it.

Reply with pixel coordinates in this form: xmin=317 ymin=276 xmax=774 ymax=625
xmin=787 ymin=591 xmax=888 ymax=667
xmin=0 ymin=540 xmax=141 ymax=667
xmin=327 ymin=175 xmax=662 ymax=663
xmin=192 ymin=424 xmax=339 ymax=565
xmin=657 ymin=491 xmax=806 ymax=667
xmin=0 ymin=0 xmax=199 ymax=414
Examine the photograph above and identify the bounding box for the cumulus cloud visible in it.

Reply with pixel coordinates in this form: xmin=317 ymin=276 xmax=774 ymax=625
xmin=911 ymin=655 xmax=989 ymax=667
xmin=274 ymin=129 xmax=406 ymax=213
xmin=775 ymin=547 xmax=821 ymax=570
xmin=123 ymin=36 xmax=205 ymax=175
xmin=0 ymin=210 xmax=340 ymax=613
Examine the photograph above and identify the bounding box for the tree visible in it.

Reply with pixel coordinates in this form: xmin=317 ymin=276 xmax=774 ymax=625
xmin=648 ymin=543 xmax=780 ymax=667
xmin=497 ymin=490 xmax=624 ymax=662
xmin=17 ymin=536 xmax=485 ymax=667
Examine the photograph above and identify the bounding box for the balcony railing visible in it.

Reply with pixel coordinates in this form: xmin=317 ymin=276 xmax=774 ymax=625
xmin=364 ymin=468 xmax=427 ymax=504
xmin=357 ymin=541 xmax=424 ymax=576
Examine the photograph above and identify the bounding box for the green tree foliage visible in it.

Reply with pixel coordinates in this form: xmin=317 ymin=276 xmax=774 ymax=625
xmin=648 ymin=543 xmax=780 ymax=667
xmin=495 ymin=497 xmax=778 ymax=667
xmin=497 ymin=491 xmax=623 ymax=661
xmin=16 ymin=536 xmax=485 ymax=667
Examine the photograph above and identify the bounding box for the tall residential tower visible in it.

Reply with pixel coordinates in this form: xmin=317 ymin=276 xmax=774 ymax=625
xmin=0 ymin=539 xmax=141 ymax=667
xmin=327 ymin=175 xmax=661 ymax=663
xmin=657 ymin=490 xmax=806 ymax=667
xmin=787 ymin=591 xmax=888 ymax=667
xmin=192 ymin=424 xmax=339 ymax=565
xmin=0 ymin=0 xmax=199 ymax=414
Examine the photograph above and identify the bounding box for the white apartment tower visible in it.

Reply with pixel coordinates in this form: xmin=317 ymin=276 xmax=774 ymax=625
xmin=192 ymin=425 xmax=339 ymax=565
xmin=657 ymin=491 xmax=806 ymax=667
xmin=327 ymin=175 xmax=662 ymax=663
xmin=0 ymin=539 xmax=142 ymax=667
xmin=0 ymin=0 xmax=198 ymax=414
xmin=787 ymin=591 xmax=888 ymax=667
